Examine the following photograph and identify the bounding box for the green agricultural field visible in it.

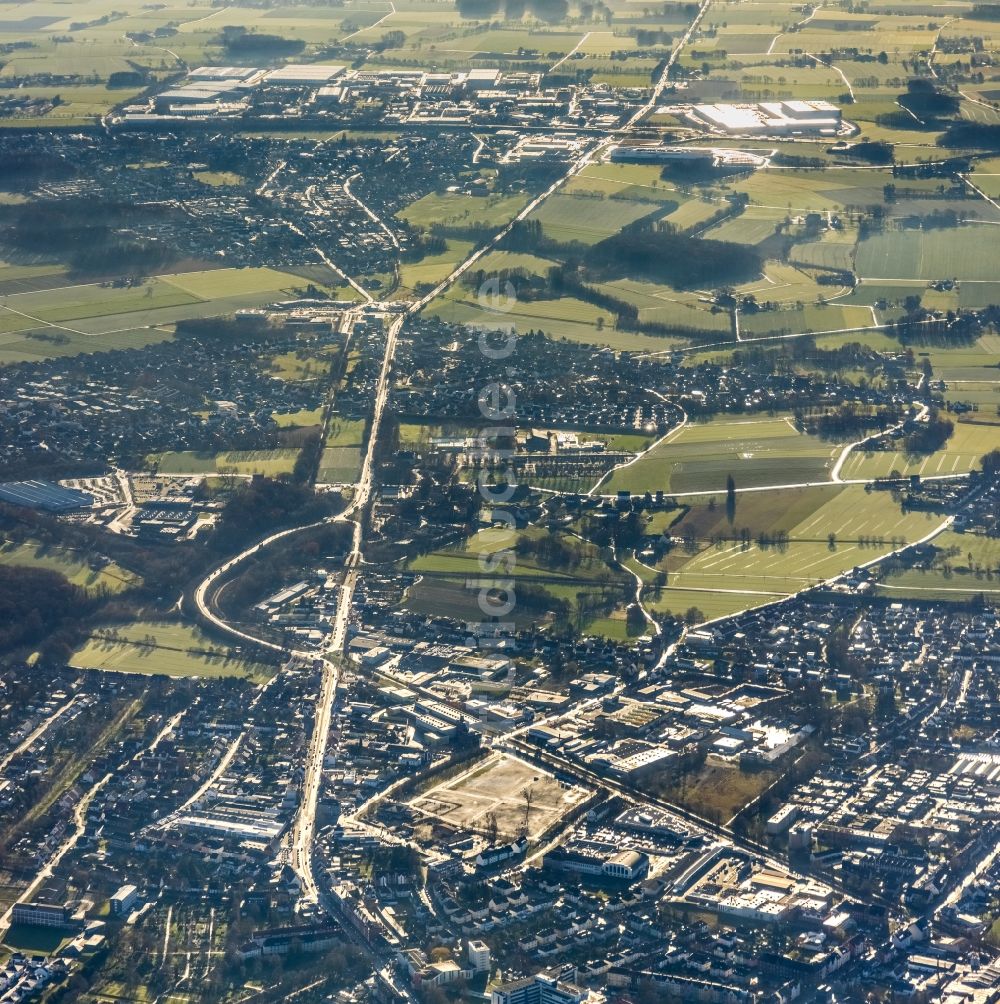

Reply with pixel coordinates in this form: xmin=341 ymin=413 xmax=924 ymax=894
xmin=0 ymin=267 xmax=315 ymax=365
xmin=707 ymin=214 xmax=781 ymax=246
xmin=426 ymin=282 xmax=689 ymax=351
xmin=569 ymin=162 xmax=683 ymax=204
xmin=70 ymin=621 xmax=272 ymax=683
xmin=409 ymin=526 xmax=616 ymax=583
xmin=0 ymin=539 xmax=138 ymax=594
xmin=7 ymin=281 xmax=197 ymax=324
xmin=812 ymin=328 xmax=900 ymax=355
xmin=604 ymin=413 xmax=841 ymax=495
xmin=925 ymin=337 xmax=1000 ymax=408
xmin=272 ymin=407 xmax=323 ymax=428
xmin=429 ymin=283 xmax=598 ymax=334
xmin=734 ymin=169 xmax=898 ymax=213
xmin=856 ymin=227 xmax=1000 ymax=282
xmin=876 ymin=530 xmax=1000 ymax=600
xmin=147 ymin=449 xmax=300 ymax=476
xmin=652 ymin=483 xmax=845 ymax=543
xmin=397 ymin=192 xmax=528 ymax=230
xmin=0 ymin=262 xmax=67 ymax=295
xmin=739 ymin=303 xmax=870 ymax=338
xmin=0 ymin=323 xmax=175 ymax=366
xmin=647 ymin=484 xmax=946 ymax=622
xmin=838 ymin=419 xmax=998 ymax=481
xmin=590 ymin=278 xmax=733 ymax=334
xmin=528 ymin=190 xmax=661 ymax=244
xmin=737 ymin=262 xmax=829 ymax=307
xmin=661 ymin=199 xmax=727 ymax=231
xmin=405 ymin=525 xmax=629 ymax=636
xmin=159 ymin=267 xmax=307 ymax=300
xmin=791 ymin=234 xmax=858 ymax=272
xmin=326 ymin=418 xmax=367 ymax=447
xmin=397 ymin=240 xmax=476 ymax=298
xmin=916 ymin=334 xmax=1000 ymax=409
xmin=648 ymin=584 xmax=782 ymax=623
xmin=474 ymin=251 xmax=560 ymax=277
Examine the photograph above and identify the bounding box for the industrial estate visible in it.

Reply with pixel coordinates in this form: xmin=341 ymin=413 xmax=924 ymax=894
xmin=1 ymin=1 xmax=1000 ymax=1003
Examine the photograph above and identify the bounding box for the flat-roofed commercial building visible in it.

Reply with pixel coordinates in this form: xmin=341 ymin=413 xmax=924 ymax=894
xmin=492 ymin=972 xmax=587 ymax=1004
xmin=265 ymin=64 xmax=345 ymax=85
xmin=188 ymin=66 xmax=261 ymax=82
xmin=12 ymin=902 xmax=75 ymax=929
xmin=687 ymin=100 xmax=842 ymax=136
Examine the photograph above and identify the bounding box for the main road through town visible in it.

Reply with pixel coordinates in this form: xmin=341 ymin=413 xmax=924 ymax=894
xmin=290 ymin=312 xmax=403 ymax=903
xmin=190 ymin=0 xmax=719 ymax=908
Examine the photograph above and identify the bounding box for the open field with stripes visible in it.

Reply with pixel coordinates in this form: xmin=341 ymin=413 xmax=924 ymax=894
xmin=643 ymin=484 xmax=948 ymax=622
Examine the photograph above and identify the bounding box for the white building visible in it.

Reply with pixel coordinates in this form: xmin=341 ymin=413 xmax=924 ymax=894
xmin=265 ymin=64 xmax=345 ymax=86
xmin=468 ymin=939 xmax=492 ymax=972
xmin=110 ymin=884 xmax=138 ymax=917
xmin=687 ymin=100 xmax=842 ymax=136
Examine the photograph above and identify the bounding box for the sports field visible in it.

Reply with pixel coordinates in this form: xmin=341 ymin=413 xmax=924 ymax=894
xmin=410 ymin=753 xmax=588 ymax=840
xmin=317 ymin=447 xmax=362 ymax=484
xmin=317 ymin=418 xmax=366 ymax=483
xmin=604 ymin=414 xmax=841 ymax=495
xmin=837 ymin=420 xmax=998 ymax=481
xmin=70 ymin=621 xmax=273 ymax=683
xmin=647 ymin=484 xmax=947 ymax=622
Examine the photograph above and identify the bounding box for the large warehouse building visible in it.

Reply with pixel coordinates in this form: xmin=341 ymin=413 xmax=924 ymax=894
xmin=686 ymin=99 xmax=842 ymax=136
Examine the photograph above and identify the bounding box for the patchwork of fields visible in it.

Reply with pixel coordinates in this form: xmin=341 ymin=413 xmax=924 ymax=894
xmin=405 ymin=524 xmax=631 ymax=636
xmin=0 ymin=267 xmax=314 ymax=364
xmin=604 ymin=414 xmax=841 ymax=495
